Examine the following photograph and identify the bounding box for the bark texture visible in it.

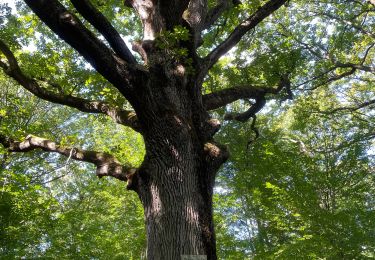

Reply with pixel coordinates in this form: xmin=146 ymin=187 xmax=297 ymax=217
xmin=131 ymin=59 xmax=228 ymax=258
xmin=138 ymin=126 xmax=216 ymax=258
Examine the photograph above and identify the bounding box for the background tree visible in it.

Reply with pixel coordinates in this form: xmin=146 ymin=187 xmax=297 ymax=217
xmin=0 ymin=0 xmax=374 ymax=259
xmin=215 ymin=89 xmax=375 ymax=258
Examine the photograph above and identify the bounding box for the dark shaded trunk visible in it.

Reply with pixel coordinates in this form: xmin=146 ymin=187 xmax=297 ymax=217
xmin=138 ymin=126 xmax=216 ymax=259
xmin=129 ymin=66 xmax=226 ymax=259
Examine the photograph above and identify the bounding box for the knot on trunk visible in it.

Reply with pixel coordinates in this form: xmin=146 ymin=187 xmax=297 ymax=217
xmin=125 ymin=168 xmax=139 ymax=191
xmin=201 ymin=118 xmax=221 ymax=141
xmin=204 ymin=141 xmax=229 ymax=168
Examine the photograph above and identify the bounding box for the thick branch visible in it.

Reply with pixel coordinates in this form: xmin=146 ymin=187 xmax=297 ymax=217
xmin=204 ymin=76 xmax=290 ymax=124
xmin=159 ymin=0 xmax=190 ymax=29
xmin=23 ymin=0 xmax=142 ymax=95
xmin=203 ymin=76 xmax=289 ymax=110
xmin=0 ymin=39 xmax=140 ymax=131
xmin=203 ymin=86 xmax=268 ymax=110
xmin=125 ymin=0 xmax=165 ymax=40
xmin=224 ymin=97 xmax=266 ymax=122
xmin=201 ymin=0 xmax=287 ymax=74
xmin=70 ymin=0 xmax=136 ymax=64
xmin=0 ymin=134 xmax=137 ymax=183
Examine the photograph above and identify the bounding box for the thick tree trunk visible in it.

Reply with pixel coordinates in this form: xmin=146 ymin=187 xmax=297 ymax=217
xmin=134 ymin=114 xmax=219 ymax=259
xmin=121 ymin=29 xmax=229 ymax=256
xmin=111 ymin=2 xmax=228 ymax=258
xmin=138 ymin=153 xmax=216 ymax=259
xmin=123 ymin=56 xmax=226 ymax=258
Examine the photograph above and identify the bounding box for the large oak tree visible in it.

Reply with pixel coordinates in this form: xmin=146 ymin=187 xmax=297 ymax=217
xmin=0 ymin=0 xmax=374 ymax=259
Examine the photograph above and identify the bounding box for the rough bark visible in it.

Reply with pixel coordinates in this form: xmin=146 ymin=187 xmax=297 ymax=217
xmin=133 ymin=108 xmax=228 ymax=259
xmin=126 ymin=57 xmax=229 ymax=258
xmin=138 ymin=126 xmax=215 ymax=258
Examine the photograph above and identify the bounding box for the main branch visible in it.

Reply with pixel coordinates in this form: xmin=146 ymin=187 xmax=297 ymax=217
xmin=204 ymin=76 xmax=291 ymax=124
xmin=0 ymin=39 xmax=140 ymax=131
xmin=203 ymin=85 xmax=272 ymax=110
xmin=203 ymin=76 xmax=290 ymax=111
xmin=0 ymin=134 xmax=137 ymax=184
xmin=23 ymin=0 xmax=144 ymax=97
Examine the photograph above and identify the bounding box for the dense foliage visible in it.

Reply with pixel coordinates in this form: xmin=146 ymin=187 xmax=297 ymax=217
xmin=1 ymin=0 xmax=374 ymax=259
xmin=0 ymin=77 xmax=146 ymax=259
xmin=215 ymin=91 xmax=375 ymax=259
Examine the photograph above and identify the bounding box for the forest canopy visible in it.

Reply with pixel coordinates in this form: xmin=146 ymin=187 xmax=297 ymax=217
xmin=0 ymin=0 xmax=374 ymax=259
